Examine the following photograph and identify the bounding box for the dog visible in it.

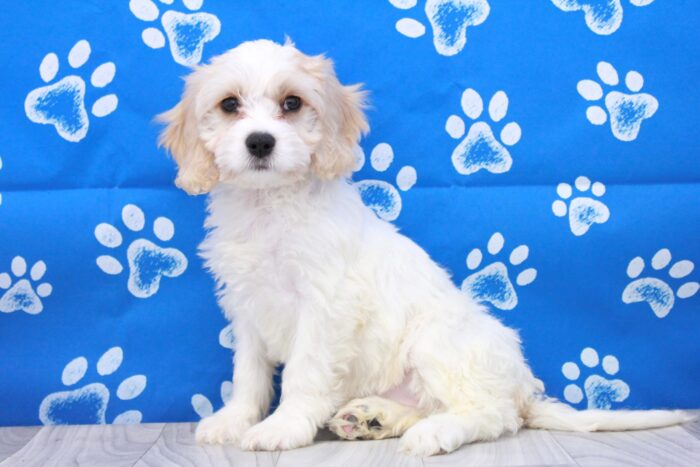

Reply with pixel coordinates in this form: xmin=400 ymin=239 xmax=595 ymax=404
xmin=158 ymin=39 xmax=691 ymax=456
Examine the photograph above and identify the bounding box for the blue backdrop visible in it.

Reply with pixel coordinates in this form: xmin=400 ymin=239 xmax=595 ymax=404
xmin=0 ymin=0 xmax=698 ymax=427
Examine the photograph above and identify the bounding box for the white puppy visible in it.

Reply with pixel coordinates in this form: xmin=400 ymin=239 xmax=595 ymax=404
xmin=159 ymin=39 xmax=691 ymax=456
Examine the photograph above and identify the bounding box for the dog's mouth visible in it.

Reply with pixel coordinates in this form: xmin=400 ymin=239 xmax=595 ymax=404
xmin=251 ymin=160 xmax=271 ymax=171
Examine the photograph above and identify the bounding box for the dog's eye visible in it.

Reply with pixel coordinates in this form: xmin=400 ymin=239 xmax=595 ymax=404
xmin=282 ymin=95 xmax=302 ymax=113
xmin=220 ymin=97 xmax=240 ymax=114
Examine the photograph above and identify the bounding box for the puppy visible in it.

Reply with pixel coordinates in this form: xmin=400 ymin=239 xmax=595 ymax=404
xmin=159 ymin=39 xmax=691 ymax=456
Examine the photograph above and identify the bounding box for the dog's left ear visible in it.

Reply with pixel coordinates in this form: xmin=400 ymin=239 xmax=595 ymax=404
xmin=306 ymin=55 xmax=369 ymax=179
xmin=157 ymin=72 xmax=220 ymax=195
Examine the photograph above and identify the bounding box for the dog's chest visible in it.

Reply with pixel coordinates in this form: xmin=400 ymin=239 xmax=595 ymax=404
xmin=222 ymin=211 xmax=316 ymax=361
xmin=205 ymin=183 xmax=359 ymax=363
xmin=228 ymin=211 xmax=308 ymax=289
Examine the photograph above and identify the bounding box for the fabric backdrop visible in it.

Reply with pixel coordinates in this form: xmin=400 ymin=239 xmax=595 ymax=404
xmin=0 ymin=0 xmax=698 ymax=427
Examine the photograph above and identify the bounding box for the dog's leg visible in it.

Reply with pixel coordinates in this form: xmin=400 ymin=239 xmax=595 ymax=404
xmin=328 ymin=396 xmax=423 ymax=440
xmin=398 ymin=316 xmax=527 ymax=456
xmin=398 ymin=405 xmax=521 ymax=456
xmin=239 ymin=296 xmax=354 ymax=451
xmin=196 ymin=325 xmax=275 ymax=445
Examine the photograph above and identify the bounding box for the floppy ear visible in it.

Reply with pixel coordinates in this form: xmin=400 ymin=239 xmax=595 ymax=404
xmin=309 ymin=56 xmax=369 ymax=179
xmin=158 ymin=82 xmax=219 ymax=195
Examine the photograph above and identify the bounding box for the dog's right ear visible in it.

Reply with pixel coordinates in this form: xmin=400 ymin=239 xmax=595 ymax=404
xmin=158 ymin=81 xmax=219 ymax=195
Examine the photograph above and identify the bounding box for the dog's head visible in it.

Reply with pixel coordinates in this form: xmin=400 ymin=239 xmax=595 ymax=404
xmin=158 ymin=39 xmax=368 ymax=193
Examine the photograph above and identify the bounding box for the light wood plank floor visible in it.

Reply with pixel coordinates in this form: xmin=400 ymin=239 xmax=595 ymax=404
xmin=1 ymin=416 xmax=698 ymax=467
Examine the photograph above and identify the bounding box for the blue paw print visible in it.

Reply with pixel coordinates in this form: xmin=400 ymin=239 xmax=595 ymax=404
xmin=353 ymin=143 xmax=417 ymax=221
xmin=0 ymin=256 xmax=53 ymax=315
xmin=39 ymin=347 xmax=146 ymax=425
xmin=447 ymin=89 xmax=521 ymax=176
xmin=551 ymin=0 xmax=655 ymax=36
xmin=622 ymin=249 xmax=698 ymax=318
xmin=578 ymin=62 xmax=658 ymax=142
xmin=24 ymin=40 xmax=118 ymax=142
xmin=562 ymin=347 xmax=629 ymax=410
xmin=130 ymin=0 xmax=221 ymax=66
xmin=390 ymin=0 xmax=491 ymax=56
xmin=95 ymin=204 xmax=188 ymax=298
xmin=461 ymin=232 xmax=536 ymax=310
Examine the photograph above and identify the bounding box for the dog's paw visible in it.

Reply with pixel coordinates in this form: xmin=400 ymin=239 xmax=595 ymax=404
xmin=195 ymin=406 xmax=254 ymax=445
xmin=240 ymin=413 xmax=316 ymax=451
xmin=399 ymin=417 xmax=464 ymax=456
xmin=328 ymin=396 xmax=421 ymax=440
xmin=329 ymin=398 xmax=388 ymax=440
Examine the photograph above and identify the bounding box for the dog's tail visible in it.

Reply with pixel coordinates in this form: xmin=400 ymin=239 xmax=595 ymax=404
xmin=524 ymin=398 xmax=694 ymax=432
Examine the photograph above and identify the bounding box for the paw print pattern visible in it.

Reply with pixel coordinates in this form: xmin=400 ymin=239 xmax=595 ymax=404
xmin=219 ymin=323 xmax=235 ymax=349
xmin=551 ymin=0 xmax=655 ymax=36
xmin=552 ymin=176 xmax=610 ymax=236
xmin=190 ymin=324 xmax=235 ymax=418
xmin=578 ymin=61 xmax=658 ymax=142
xmin=353 ymin=143 xmax=417 ymax=221
xmin=0 ymin=257 xmax=53 ymax=315
xmin=446 ymin=89 xmax=521 ymax=176
xmin=390 ymin=0 xmax=490 ymax=56
xmin=191 ymin=381 xmax=232 ymax=418
xmin=95 ymin=204 xmax=188 ymax=298
xmin=39 ymin=347 xmax=146 ymax=425
xmin=622 ymin=249 xmax=698 ymax=318
xmin=461 ymin=233 xmax=537 ymax=310
xmin=562 ymin=347 xmax=629 ymax=409
xmin=24 ymin=40 xmax=117 ymax=142
xmin=129 ymin=0 xmax=221 ymax=66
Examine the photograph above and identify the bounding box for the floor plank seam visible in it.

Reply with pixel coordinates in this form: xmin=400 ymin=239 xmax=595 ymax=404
xmin=0 ymin=426 xmax=44 ymax=466
xmin=130 ymin=423 xmax=166 ymax=467
xmin=0 ymin=426 xmax=41 ymax=465
xmin=545 ymin=430 xmax=583 ymax=467
xmin=271 ymin=449 xmax=281 ymax=467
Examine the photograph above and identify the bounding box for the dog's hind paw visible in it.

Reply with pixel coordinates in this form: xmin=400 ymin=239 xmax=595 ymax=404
xmin=328 ymin=396 xmax=422 ymax=440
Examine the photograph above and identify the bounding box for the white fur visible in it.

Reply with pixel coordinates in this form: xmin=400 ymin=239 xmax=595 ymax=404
xmin=160 ymin=40 xmax=693 ymax=456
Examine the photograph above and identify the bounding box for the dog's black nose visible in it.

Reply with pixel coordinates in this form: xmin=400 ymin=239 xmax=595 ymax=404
xmin=246 ymin=132 xmax=276 ymax=158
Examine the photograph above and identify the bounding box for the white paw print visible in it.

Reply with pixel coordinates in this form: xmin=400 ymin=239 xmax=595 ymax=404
xmin=562 ymin=347 xmax=629 ymax=410
xmin=353 ymin=143 xmax=417 ymax=221
xmin=461 ymin=232 xmax=537 ymax=310
xmin=622 ymin=249 xmax=698 ymax=318
xmin=578 ymin=61 xmax=658 ymax=142
xmin=551 ymin=0 xmax=655 ymax=36
xmin=390 ymin=0 xmax=490 ymax=56
xmin=446 ymin=89 xmax=521 ymax=176
xmin=552 ymin=176 xmax=610 ymax=236
xmin=130 ymin=0 xmax=221 ymax=66
xmin=39 ymin=347 xmax=146 ymax=425
xmin=191 ymin=381 xmax=233 ymax=419
xmin=95 ymin=204 xmax=188 ymax=298
xmin=0 ymin=256 xmax=52 ymax=315
xmin=219 ymin=323 xmax=235 ymax=349
xmin=24 ymin=40 xmax=118 ymax=143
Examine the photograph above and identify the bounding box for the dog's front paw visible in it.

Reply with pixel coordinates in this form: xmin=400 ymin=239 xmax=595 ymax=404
xmin=195 ymin=406 xmax=256 ymax=445
xmin=240 ymin=413 xmax=316 ymax=451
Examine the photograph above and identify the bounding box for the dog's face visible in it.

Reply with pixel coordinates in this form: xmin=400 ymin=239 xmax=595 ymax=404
xmin=159 ymin=39 xmax=368 ymax=193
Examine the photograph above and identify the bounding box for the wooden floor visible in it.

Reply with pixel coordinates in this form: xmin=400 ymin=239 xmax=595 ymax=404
xmin=1 ymin=416 xmax=699 ymax=467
